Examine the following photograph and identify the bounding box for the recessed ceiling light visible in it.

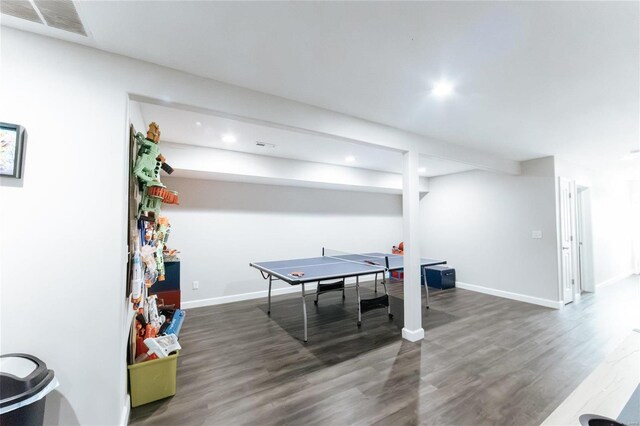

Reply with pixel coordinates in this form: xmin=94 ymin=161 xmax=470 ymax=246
xmin=195 ymin=121 xmax=202 ymax=127
xmin=418 ymin=167 xmax=427 ymax=173
xmin=345 ymin=155 xmax=355 ymax=163
xmin=222 ymin=134 xmax=236 ymax=144
xmin=432 ymin=80 xmax=454 ymax=98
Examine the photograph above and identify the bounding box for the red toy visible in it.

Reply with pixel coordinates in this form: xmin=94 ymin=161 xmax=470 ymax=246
xmin=392 ymin=242 xmax=404 ymax=255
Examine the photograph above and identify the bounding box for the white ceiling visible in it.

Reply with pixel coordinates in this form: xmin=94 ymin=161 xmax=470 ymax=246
xmin=137 ymin=102 xmax=475 ymax=177
xmin=3 ymin=1 xmax=639 ymax=177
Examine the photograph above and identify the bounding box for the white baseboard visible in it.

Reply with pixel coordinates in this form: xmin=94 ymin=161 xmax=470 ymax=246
xmin=456 ymin=281 xmax=563 ymax=309
xmin=182 ymin=283 xmax=319 ymax=309
xmin=120 ymin=395 xmax=130 ymax=426
xmin=595 ymin=271 xmax=634 ymax=289
xmin=402 ymin=327 xmax=425 ymax=342
xmin=183 ymin=280 xmax=569 ymax=311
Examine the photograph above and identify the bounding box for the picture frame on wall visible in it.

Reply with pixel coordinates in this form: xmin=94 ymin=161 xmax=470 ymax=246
xmin=0 ymin=122 xmax=26 ymax=179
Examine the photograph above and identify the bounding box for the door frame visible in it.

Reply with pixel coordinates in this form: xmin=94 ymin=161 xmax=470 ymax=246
xmin=558 ymin=177 xmax=579 ymax=304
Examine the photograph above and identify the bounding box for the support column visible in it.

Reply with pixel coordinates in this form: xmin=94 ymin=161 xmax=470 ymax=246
xmin=402 ymin=150 xmax=424 ymax=342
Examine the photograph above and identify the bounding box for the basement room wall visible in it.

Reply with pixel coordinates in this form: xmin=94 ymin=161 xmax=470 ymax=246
xmin=0 ymin=31 xmax=130 ymax=425
xmin=555 ymin=159 xmax=635 ymax=286
xmin=631 ymin=180 xmax=640 ymax=274
xmin=161 ymin=177 xmax=403 ymax=307
xmin=420 ymin=157 xmax=561 ymax=307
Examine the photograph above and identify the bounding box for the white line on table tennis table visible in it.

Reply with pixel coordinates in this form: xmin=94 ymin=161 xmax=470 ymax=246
xmin=267 ymin=255 xmax=387 ymax=272
xmin=324 ymin=254 xmax=386 ymax=268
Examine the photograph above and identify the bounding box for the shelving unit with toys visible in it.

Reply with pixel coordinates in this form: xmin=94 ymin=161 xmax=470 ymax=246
xmin=126 ymin=122 xmax=185 ymax=407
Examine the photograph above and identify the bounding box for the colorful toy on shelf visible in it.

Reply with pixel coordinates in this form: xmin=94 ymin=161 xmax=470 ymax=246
xmin=147 ymin=186 xmax=179 ymax=205
xmin=139 ymin=190 xmax=163 ymax=222
xmin=133 ymin=122 xmax=179 ymax=221
xmin=163 ymin=309 xmax=185 ymax=337
xmin=140 ymin=243 xmax=158 ymax=287
xmin=140 ymin=217 xmax=170 ymax=283
xmin=146 ymin=294 xmax=160 ymax=329
xmin=133 ymin=122 xmax=162 ymax=185
xmin=163 ymin=248 xmax=180 ymax=261
xmin=392 ymin=242 xmax=404 ymax=255
xmin=130 ymin=246 xmax=143 ymax=306
xmin=135 ymin=334 xmax=181 ymax=363
xmin=155 ymin=216 xmax=171 ymax=281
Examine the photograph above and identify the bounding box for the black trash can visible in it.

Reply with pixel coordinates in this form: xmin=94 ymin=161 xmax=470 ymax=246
xmin=0 ymin=354 xmax=57 ymax=426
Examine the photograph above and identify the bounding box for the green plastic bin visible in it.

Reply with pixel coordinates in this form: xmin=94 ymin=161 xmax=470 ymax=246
xmin=128 ymin=351 xmax=179 ymax=407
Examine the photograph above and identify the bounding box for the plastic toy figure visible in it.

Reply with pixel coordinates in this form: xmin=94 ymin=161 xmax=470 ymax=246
xmin=133 ymin=122 xmax=179 ymax=220
xmin=155 ymin=216 xmax=171 ymax=281
xmin=134 ymin=122 xmax=163 ymax=185
xmin=140 ymin=244 xmax=158 ymax=287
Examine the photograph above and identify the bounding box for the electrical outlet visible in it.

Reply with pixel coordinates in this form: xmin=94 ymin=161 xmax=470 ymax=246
xmin=531 ymin=230 xmax=543 ymax=239
xmin=193 ymin=281 xmax=199 ymax=290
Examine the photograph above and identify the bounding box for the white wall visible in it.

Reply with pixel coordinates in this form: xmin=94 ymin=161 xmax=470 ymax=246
xmin=129 ymin=100 xmax=146 ymax=133
xmin=0 ymin=32 xmax=129 ymax=425
xmin=631 ymin=180 xmax=640 ymax=274
xmin=556 ymin=159 xmax=635 ymax=286
xmin=589 ymin=178 xmax=633 ymax=285
xmin=421 ymin=156 xmax=635 ymax=308
xmin=161 ymin=177 xmax=402 ymax=306
xmin=420 ymin=157 xmax=561 ymax=307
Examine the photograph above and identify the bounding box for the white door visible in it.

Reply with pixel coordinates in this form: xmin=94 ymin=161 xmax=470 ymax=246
xmin=577 ymin=187 xmax=596 ymax=292
xmin=559 ymin=178 xmax=577 ymax=304
xmin=576 ymin=192 xmax=584 ymax=293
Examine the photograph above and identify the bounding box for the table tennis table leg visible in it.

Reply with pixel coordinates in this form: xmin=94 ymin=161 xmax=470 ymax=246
xmin=374 ymin=273 xmax=378 ymax=294
xmin=381 ymin=275 xmax=393 ymax=318
xmin=356 ymin=276 xmax=362 ymax=327
xmin=301 ymin=283 xmax=308 ymax=342
xmin=422 ymin=267 xmax=430 ymax=309
xmin=267 ymin=275 xmax=272 ymax=315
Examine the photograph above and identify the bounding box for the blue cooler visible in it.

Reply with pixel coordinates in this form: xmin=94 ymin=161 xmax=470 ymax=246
xmin=425 ymin=266 xmax=456 ymax=289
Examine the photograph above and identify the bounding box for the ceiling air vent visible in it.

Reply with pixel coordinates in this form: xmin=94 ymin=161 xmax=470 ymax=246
xmin=0 ymin=0 xmax=43 ymax=24
xmin=256 ymin=141 xmax=276 ymax=148
xmin=1 ymin=0 xmax=87 ymax=36
xmin=34 ymin=0 xmax=86 ymax=35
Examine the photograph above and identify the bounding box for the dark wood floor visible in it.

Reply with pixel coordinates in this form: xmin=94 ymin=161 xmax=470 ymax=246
xmin=130 ymin=275 xmax=639 ymax=425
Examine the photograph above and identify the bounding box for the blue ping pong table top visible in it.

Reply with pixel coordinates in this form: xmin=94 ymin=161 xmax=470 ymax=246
xmin=250 ymin=252 xmax=446 ymax=284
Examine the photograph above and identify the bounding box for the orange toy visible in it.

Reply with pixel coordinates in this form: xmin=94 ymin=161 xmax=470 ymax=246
xmin=144 ymin=324 xmax=158 ymax=339
xmin=392 ymin=242 xmax=404 ymax=255
xmin=147 ymin=186 xmax=179 ymax=205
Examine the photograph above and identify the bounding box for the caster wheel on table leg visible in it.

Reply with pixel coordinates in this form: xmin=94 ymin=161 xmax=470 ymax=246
xmin=314 ymin=300 xmax=318 ymax=305
xmin=357 ymin=321 xmax=361 ymax=327
xmin=388 ymin=314 xmax=394 ymax=319
xmin=267 ymin=311 xmax=271 ymax=315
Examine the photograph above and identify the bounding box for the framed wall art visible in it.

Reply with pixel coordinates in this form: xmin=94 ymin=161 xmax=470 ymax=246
xmin=0 ymin=122 xmax=26 ymax=178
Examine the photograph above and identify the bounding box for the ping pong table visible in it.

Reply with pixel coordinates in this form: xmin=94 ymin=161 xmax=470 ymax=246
xmin=250 ymin=249 xmax=446 ymax=342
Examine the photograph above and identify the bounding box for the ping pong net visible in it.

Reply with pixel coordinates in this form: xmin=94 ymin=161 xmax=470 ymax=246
xmin=322 ymin=248 xmax=389 ymax=270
